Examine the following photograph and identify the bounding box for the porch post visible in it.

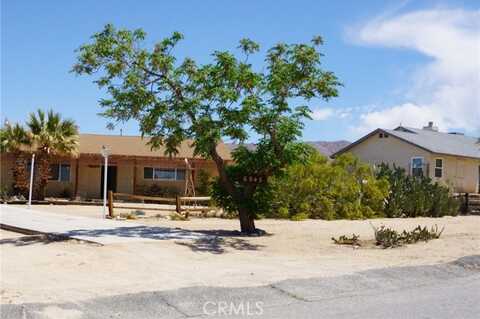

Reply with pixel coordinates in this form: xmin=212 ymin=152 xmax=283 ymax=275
xmin=74 ymin=158 xmax=79 ymax=199
xmin=133 ymin=158 xmax=137 ymax=195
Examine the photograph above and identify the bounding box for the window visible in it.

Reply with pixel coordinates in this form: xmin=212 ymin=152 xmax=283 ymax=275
xmin=49 ymin=164 xmax=59 ymax=180
xmin=154 ymin=168 xmax=175 ymax=180
xmin=379 ymin=133 xmax=384 ymax=138
xmin=59 ymin=165 xmax=70 ymax=182
xmin=434 ymin=158 xmax=443 ymax=178
xmin=144 ymin=167 xmax=153 ymax=179
xmin=144 ymin=167 xmax=186 ymax=181
xmin=49 ymin=164 xmax=70 ymax=182
xmin=411 ymin=157 xmax=424 ymax=177
xmin=176 ymin=169 xmax=186 ymax=181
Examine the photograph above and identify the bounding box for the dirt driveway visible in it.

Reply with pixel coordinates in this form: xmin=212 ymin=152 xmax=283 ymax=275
xmin=1 ymin=205 xmax=479 ymax=305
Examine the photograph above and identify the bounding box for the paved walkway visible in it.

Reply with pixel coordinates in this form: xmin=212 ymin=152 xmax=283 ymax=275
xmin=0 ymin=205 xmax=209 ymax=244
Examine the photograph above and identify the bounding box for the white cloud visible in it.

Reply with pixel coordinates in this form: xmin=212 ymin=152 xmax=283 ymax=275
xmin=311 ymin=108 xmax=334 ymax=120
xmin=351 ymin=8 xmax=480 ymax=136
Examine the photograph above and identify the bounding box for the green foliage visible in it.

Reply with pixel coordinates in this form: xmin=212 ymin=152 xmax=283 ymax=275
xmin=27 ymin=109 xmax=79 ymax=200
xmin=73 ymin=24 xmax=341 ymax=232
xmin=169 ymin=212 xmax=189 ymax=221
xmin=332 ymin=234 xmax=361 ymax=246
xmin=0 ymin=186 xmax=11 ymax=201
xmin=196 ymin=169 xmax=213 ymax=196
xmin=27 ymin=109 xmax=79 ymax=156
xmin=0 ymin=122 xmax=31 ymax=196
xmin=0 ymin=122 xmax=30 ymax=153
xmin=136 ymin=184 xmax=180 ymax=197
xmin=376 ymin=164 xmax=460 ymax=217
xmin=373 ymin=224 xmax=444 ymax=248
xmin=60 ymin=187 xmax=72 ymax=199
xmin=261 ymin=152 xmax=390 ymax=220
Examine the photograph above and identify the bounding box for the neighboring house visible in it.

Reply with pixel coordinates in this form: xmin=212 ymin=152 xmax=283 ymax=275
xmin=0 ymin=134 xmax=231 ymax=199
xmin=333 ymin=122 xmax=480 ymax=193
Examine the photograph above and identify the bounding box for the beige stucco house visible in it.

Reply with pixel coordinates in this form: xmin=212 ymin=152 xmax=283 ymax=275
xmin=0 ymin=134 xmax=231 ymax=199
xmin=333 ymin=123 xmax=480 ymax=193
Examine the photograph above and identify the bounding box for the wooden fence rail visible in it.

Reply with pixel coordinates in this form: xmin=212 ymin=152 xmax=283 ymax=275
xmin=107 ymin=191 xmax=215 ymax=218
xmin=454 ymin=193 xmax=480 ymax=215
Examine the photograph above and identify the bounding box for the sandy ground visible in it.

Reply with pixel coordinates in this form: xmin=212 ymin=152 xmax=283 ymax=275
xmin=1 ymin=204 xmax=479 ymax=305
xmin=16 ymin=203 xmax=219 ymax=219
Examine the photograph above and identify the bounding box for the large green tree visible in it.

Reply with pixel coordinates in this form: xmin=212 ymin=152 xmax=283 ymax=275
xmin=0 ymin=122 xmax=31 ymax=196
xmin=73 ymin=25 xmax=340 ymax=233
xmin=27 ymin=109 xmax=79 ymax=200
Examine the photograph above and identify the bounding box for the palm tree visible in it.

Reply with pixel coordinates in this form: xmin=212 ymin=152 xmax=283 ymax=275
xmin=27 ymin=109 xmax=79 ymax=200
xmin=0 ymin=122 xmax=32 ymax=197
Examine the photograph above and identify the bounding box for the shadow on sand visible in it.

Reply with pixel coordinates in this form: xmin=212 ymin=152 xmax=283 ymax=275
xmin=0 ymin=225 xmax=268 ymax=253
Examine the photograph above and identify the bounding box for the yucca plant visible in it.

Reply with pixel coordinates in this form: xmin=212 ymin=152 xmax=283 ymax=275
xmin=27 ymin=109 xmax=79 ymax=200
xmin=0 ymin=122 xmax=32 ymax=197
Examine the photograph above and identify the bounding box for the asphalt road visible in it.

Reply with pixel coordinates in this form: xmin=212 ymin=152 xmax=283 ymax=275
xmin=2 ymin=255 xmax=479 ymax=319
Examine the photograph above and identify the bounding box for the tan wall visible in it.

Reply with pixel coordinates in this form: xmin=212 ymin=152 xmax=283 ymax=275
xmin=76 ymin=161 xmax=102 ymax=199
xmin=345 ymin=133 xmax=480 ymax=193
xmin=117 ymin=162 xmax=134 ymax=194
xmin=45 ymin=157 xmax=76 ymax=198
xmin=436 ymin=155 xmax=479 ymax=193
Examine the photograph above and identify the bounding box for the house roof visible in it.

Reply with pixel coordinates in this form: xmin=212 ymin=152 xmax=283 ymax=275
xmin=333 ymin=126 xmax=480 ymax=159
xmin=78 ymin=134 xmax=232 ymax=160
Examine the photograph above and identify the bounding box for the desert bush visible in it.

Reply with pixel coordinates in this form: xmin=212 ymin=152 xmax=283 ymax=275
xmin=375 ymin=164 xmax=460 ymax=217
xmin=0 ymin=186 xmax=11 ymax=201
xmin=60 ymin=187 xmax=72 ymax=199
xmin=136 ymin=184 xmax=181 ymax=197
xmin=265 ymin=153 xmax=390 ymax=220
xmin=331 ymin=234 xmax=361 ymax=246
xmin=196 ymin=169 xmax=214 ymax=196
xmin=169 ymin=212 xmax=189 ymax=221
xmin=212 ymin=152 xmax=390 ymax=220
xmin=373 ymin=224 xmax=444 ymax=248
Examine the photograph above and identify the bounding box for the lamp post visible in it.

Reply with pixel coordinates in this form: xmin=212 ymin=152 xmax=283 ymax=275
xmin=101 ymin=145 xmax=110 ymax=218
xmin=28 ymin=153 xmax=35 ymax=207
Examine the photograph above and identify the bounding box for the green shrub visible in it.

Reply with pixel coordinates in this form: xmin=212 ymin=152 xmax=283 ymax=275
xmin=0 ymin=186 xmax=11 ymax=201
xmin=169 ymin=212 xmax=189 ymax=221
xmin=373 ymin=224 xmax=444 ymax=248
xmin=265 ymin=153 xmax=390 ymax=220
xmin=137 ymin=184 xmax=181 ymax=197
xmin=60 ymin=187 xmax=72 ymax=199
xmin=332 ymin=234 xmax=361 ymax=246
xmin=196 ymin=169 xmax=214 ymax=196
xmin=375 ymin=164 xmax=460 ymax=217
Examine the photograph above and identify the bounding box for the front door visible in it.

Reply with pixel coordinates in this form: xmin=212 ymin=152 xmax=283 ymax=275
xmin=100 ymin=166 xmax=117 ymax=197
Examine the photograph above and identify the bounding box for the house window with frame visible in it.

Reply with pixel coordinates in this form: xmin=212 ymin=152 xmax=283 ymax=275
xmin=143 ymin=167 xmax=186 ymax=181
xmin=434 ymin=158 xmax=443 ymax=178
xmin=49 ymin=164 xmax=71 ymax=182
xmin=411 ymin=157 xmax=424 ymax=177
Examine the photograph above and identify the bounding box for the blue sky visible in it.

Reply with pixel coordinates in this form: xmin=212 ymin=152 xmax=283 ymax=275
xmin=2 ymin=0 xmax=479 ymax=142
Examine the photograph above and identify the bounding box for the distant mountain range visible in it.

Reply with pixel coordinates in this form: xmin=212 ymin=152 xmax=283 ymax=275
xmin=226 ymin=140 xmax=350 ymax=158
xmin=304 ymin=140 xmax=351 ymax=157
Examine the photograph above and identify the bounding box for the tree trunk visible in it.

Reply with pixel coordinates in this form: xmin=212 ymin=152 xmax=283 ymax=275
xmin=35 ymin=153 xmax=50 ymax=200
xmin=237 ymin=205 xmax=256 ymax=233
xmin=12 ymin=152 xmax=29 ymax=197
xmin=210 ymin=148 xmax=257 ymax=234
